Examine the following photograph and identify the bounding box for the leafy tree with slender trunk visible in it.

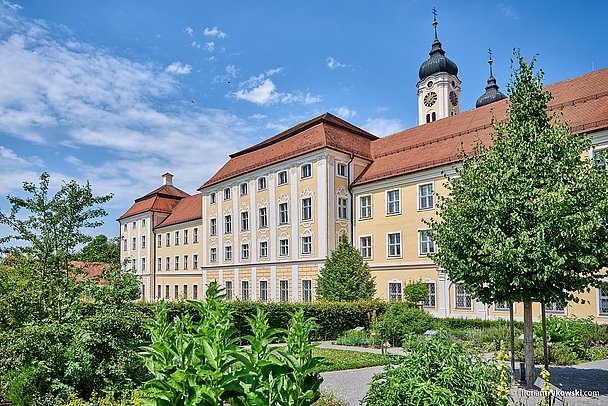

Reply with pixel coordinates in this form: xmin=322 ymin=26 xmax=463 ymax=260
xmin=428 ymin=52 xmax=608 ymax=387
xmin=75 ymin=234 xmax=120 ymax=264
xmin=317 ymin=234 xmax=376 ymax=301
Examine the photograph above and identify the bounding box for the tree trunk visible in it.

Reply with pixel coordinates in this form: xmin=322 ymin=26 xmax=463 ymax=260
xmin=523 ymin=301 xmax=536 ymax=388
xmin=509 ymin=303 xmax=516 ymax=384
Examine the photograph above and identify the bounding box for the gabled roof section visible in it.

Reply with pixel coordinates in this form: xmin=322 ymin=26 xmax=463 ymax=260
xmin=353 ymin=68 xmax=608 ymax=186
xmin=118 ymin=184 xmax=190 ymax=221
xmin=199 ymin=113 xmax=378 ymax=190
xmin=155 ymin=194 xmax=202 ymax=229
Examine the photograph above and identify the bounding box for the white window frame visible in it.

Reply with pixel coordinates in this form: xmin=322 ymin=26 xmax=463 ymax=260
xmin=193 ymin=284 xmax=198 ymax=300
xmin=278 ymin=202 xmax=289 ymax=225
xmin=279 ymin=279 xmax=289 ymax=302
xmin=210 ymin=247 xmax=217 ymax=263
xmin=184 ymin=229 xmax=189 ymax=244
xmin=241 ymin=280 xmax=250 ymax=301
xmin=278 ymin=170 xmax=288 ymax=185
xmin=224 ymin=215 xmax=232 ymax=234
xmin=417 ymin=182 xmax=435 ymax=211
xmin=241 ymin=243 xmax=250 ymax=260
xmin=175 ymin=231 xmax=180 ymax=246
xmin=224 ymin=187 xmax=231 ymax=201
xmin=387 ymin=232 xmax=402 ymax=258
xmin=257 ymin=177 xmax=267 ymax=191
xmin=454 ymin=283 xmax=473 ymax=310
xmin=359 ymin=235 xmax=372 ymax=260
xmin=300 ymin=163 xmax=312 ymax=179
xmin=258 ymin=207 xmax=268 ymax=229
xmin=418 ymin=229 xmax=436 ymax=256
xmin=386 ymin=189 xmax=401 ymax=215
xmin=193 ymin=254 xmax=198 ymax=269
xmin=210 ymin=192 xmax=216 ymax=204
xmin=259 ymin=280 xmax=269 ymax=302
xmin=241 ymin=211 xmax=249 ymax=232
xmin=166 ymin=233 xmax=170 ymax=247
xmin=259 ymin=240 xmax=268 ymax=259
xmin=210 ymin=218 xmax=217 ymax=236
xmin=336 ymin=162 xmax=347 ymax=178
xmin=183 ymin=255 xmax=188 ymax=270
xmin=174 ymin=256 xmax=179 ymax=271
xmin=141 ymin=257 xmax=146 ymax=272
xmin=166 ymin=256 xmax=170 ymax=270
xmin=279 ymin=238 xmax=289 ymax=257
xmin=301 ymin=235 xmax=312 ymax=255
xmin=493 ymin=301 xmax=511 ymax=312
xmin=302 ymin=279 xmax=313 ymax=303
xmin=225 ymin=280 xmax=233 ymax=301
xmin=337 ymin=197 xmax=348 ymax=220
xmin=141 ymin=235 xmax=146 ymax=249
xmin=240 ymin=182 xmax=248 ymax=196
xmin=544 ymin=300 xmax=567 ymax=315
xmin=598 ymin=285 xmax=608 ymax=317
xmin=224 ymin=245 xmax=233 ymax=261
xmin=423 ymin=282 xmax=436 ymax=308
xmin=157 ymin=257 xmax=162 ymax=271
xmin=193 ymin=227 xmax=199 ymax=243
xmin=165 ymin=284 xmax=170 ymax=299
xmin=183 ymin=284 xmax=188 ymax=299
xmin=157 ymin=234 xmax=162 ymax=248
xmin=359 ymin=194 xmax=372 ymax=219
xmin=388 ymin=281 xmax=403 ymax=302
xmin=301 ymin=197 xmax=313 ymax=222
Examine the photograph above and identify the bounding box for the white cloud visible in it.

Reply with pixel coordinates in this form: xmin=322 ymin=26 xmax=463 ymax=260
xmin=214 ymin=64 xmax=239 ymax=83
xmin=2 ymin=1 xmax=21 ymax=11
xmin=326 ymin=57 xmax=347 ymax=69
xmin=166 ymin=61 xmax=192 ymax=75
xmin=363 ymin=118 xmax=404 ymax=137
xmin=184 ymin=26 xmax=193 ymax=36
xmin=334 ymin=106 xmax=356 ymax=119
xmin=204 ymin=41 xmax=215 ymax=52
xmin=191 ymin=41 xmax=201 ymax=49
xmin=232 ymin=70 xmax=321 ymax=105
xmin=248 ymin=113 xmax=266 ymax=120
xmin=203 ymin=26 xmax=227 ymax=39
xmin=498 ymin=3 xmax=519 ymax=19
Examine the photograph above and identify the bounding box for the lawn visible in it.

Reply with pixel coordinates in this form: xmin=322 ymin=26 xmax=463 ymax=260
xmin=313 ymin=347 xmax=396 ymax=372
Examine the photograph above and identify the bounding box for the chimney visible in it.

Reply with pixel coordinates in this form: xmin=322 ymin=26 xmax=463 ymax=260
xmin=162 ymin=172 xmax=173 ymax=185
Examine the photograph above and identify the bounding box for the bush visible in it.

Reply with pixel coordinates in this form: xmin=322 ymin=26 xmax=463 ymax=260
xmin=363 ymin=333 xmax=503 ymax=406
xmin=375 ymin=303 xmax=434 ymax=345
xmin=550 ymin=342 xmax=578 ymax=365
xmin=334 ymin=329 xmax=374 ymax=347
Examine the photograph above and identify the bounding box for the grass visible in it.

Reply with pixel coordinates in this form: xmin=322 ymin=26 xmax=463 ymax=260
xmin=313 ymin=347 xmax=395 ymax=372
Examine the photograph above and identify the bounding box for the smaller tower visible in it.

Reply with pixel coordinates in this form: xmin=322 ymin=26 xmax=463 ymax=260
xmin=417 ymin=8 xmax=461 ymax=126
xmin=475 ymin=48 xmax=507 ymax=108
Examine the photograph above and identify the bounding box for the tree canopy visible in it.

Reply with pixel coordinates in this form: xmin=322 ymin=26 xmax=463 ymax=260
xmin=317 ymin=234 xmax=376 ymax=301
xmin=75 ymin=234 xmax=120 ymax=264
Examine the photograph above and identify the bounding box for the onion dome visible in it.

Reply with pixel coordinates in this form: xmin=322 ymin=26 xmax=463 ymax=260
xmin=418 ymin=11 xmax=459 ymax=80
xmin=476 ymin=49 xmax=507 ymax=108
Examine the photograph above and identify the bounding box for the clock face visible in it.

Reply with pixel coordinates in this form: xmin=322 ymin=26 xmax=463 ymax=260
xmin=424 ymin=92 xmax=437 ymax=107
xmin=449 ymin=91 xmax=459 ymax=106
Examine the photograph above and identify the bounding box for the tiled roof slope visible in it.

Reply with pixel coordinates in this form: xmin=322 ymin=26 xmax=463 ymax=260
xmin=199 ymin=113 xmax=378 ymax=189
xmin=353 ymin=68 xmax=608 ymax=186
xmin=156 ymin=194 xmax=202 ymax=228
xmin=117 ymin=184 xmax=190 ymax=221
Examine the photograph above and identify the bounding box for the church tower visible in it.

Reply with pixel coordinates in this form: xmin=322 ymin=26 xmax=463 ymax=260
xmin=417 ymin=9 xmax=461 ymax=125
xmin=475 ymin=49 xmax=507 ymax=108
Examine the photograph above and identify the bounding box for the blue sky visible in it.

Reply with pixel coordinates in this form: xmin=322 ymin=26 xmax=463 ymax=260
xmin=0 ymin=0 xmax=607 ymax=242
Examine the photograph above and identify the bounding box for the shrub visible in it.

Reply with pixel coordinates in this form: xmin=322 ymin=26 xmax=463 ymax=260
xmin=402 ymin=282 xmax=429 ymax=304
xmin=550 ymin=342 xmax=578 ymax=365
xmin=375 ymin=303 xmax=434 ymax=345
xmin=334 ymin=329 xmax=374 ymax=347
xmin=363 ymin=333 xmax=503 ymax=406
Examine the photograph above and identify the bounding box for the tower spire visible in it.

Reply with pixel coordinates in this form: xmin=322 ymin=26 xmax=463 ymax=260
xmin=476 ymin=48 xmax=507 ymax=108
xmin=488 ymin=47 xmax=494 ymax=77
xmin=432 ymin=7 xmax=438 ymax=40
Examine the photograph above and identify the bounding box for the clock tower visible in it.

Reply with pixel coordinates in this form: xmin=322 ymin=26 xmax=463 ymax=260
xmin=417 ymin=9 xmax=461 ymax=126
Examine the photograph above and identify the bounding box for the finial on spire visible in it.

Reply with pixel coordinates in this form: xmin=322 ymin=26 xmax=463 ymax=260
xmin=488 ymin=47 xmax=494 ymax=77
xmin=432 ymin=7 xmax=438 ymax=39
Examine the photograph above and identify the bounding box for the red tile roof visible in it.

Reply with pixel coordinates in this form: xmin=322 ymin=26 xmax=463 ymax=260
xmin=353 ymin=68 xmax=608 ymax=186
xmin=199 ymin=113 xmax=377 ymax=189
xmin=117 ymin=184 xmax=190 ymax=221
xmin=156 ymin=194 xmax=203 ymax=228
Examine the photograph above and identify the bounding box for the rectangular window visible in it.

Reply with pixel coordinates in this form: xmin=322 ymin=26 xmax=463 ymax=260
xmin=455 ymin=283 xmax=472 ymax=310
xmin=193 ymin=227 xmax=199 ymax=243
xmin=157 ymin=234 xmax=162 ymax=248
xmin=225 ymin=281 xmax=233 ymax=301
xmin=337 ymin=197 xmax=348 ymax=219
xmin=280 ymin=280 xmax=289 ymax=303
xmin=419 ymin=230 xmax=436 ymax=256
xmin=259 ymin=280 xmax=268 ymax=302
xmin=157 ymin=257 xmax=162 ymax=271
xmin=123 ymin=239 xmax=127 ymax=252
xmin=166 ymin=257 xmax=170 ymax=271
xmin=302 ymin=280 xmax=312 ymax=303
xmin=123 ymin=223 xmax=127 ymax=231
xmin=141 ymin=258 xmax=146 ymax=272
xmin=225 ymin=246 xmax=233 ymax=261
xmin=259 ymin=207 xmax=268 ymax=228
xmin=423 ymin=283 xmax=436 ymax=308
xmin=210 ymin=192 xmax=216 ymax=204
xmin=183 ymin=284 xmax=188 ymax=299
xmin=166 ymin=233 xmax=170 ymax=247
xmin=494 ymin=301 xmax=510 ymax=312
xmin=184 ymin=229 xmax=189 ymax=244
xmin=157 ymin=284 xmax=161 ymax=299
xmin=132 ymin=221 xmax=136 ymax=229
xmin=386 ymin=189 xmax=400 ymax=215
xmin=241 ymin=243 xmax=250 ymax=260
xmin=301 ymin=197 xmax=312 ymax=221
xmin=241 ymin=280 xmax=250 ymax=301
xmin=183 ymin=255 xmax=188 ymax=270
xmin=545 ymin=300 xmax=566 ymax=314
xmin=225 ymin=215 xmax=232 ymax=234
xmin=418 ymin=183 xmax=435 ymax=210
xmin=141 ymin=235 xmax=146 ymax=249
xmin=174 ymin=256 xmax=179 ymax=271
xmin=193 ymin=254 xmax=198 ymax=270
xmin=165 ymin=284 xmax=170 ymax=299
xmin=337 ymin=162 xmax=347 ymax=177
xmin=131 ymin=259 xmax=136 ymax=271
xmin=387 ymin=232 xmax=401 ymax=257
xmin=142 ymin=218 xmax=146 ymax=226
xmin=278 ymin=170 xmax=288 ymax=185
xmin=192 ymin=284 xmax=198 ymax=300
xmin=175 ymin=231 xmax=180 ymax=246
xmin=301 ymin=236 xmax=312 ymax=255
xmin=224 ymin=188 xmax=231 ymax=200
xmin=210 ymin=218 xmax=217 ymax=236
xmin=599 ymin=286 xmax=608 ymax=316
xmin=388 ymin=282 xmax=402 ymax=302
xmin=241 ymin=211 xmax=249 ymax=231
xmin=359 ymin=195 xmax=372 ymax=219
xmin=279 ymin=238 xmax=289 ymax=257
xmin=279 ymin=202 xmax=289 ymax=224
xmin=360 ymin=236 xmax=372 ymax=259
xmin=258 ymin=177 xmax=267 ymax=191
xmin=132 ymin=237 xmax=136 ymax=250
xmin=259 ymin=241 xmax=268 ymax=258
xmin=210 ymin=247 xmax=217 ymax=263
xmin=174 ymin=284 xmax=179 ymax=299
xmin=240 ymin=182 xmax=248 ymax=196
xmin=301 ymin=163 xmax=312 ymax=179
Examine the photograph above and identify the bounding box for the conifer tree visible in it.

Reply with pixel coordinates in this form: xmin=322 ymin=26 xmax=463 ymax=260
xmin=317 ymin=234 xmax=376 ymax=301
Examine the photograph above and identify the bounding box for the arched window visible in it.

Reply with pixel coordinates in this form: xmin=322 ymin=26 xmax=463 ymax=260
xmin=426 ymin=113 xmax=431 ymax=123
xmin=431 ymin=112 xmax=437 ymax=122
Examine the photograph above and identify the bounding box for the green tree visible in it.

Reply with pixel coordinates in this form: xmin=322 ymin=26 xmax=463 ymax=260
xmin=75 ymin=234 xmax=120 ymax=264
xmin=317 ymin=235 xmax=376 ymax=301
xmin=428 ymin=53 xmax=608 ymax=387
